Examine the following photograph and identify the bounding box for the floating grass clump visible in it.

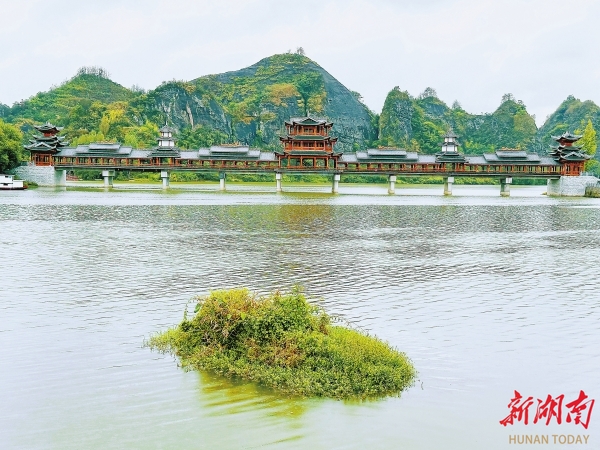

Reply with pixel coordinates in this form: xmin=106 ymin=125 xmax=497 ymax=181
xmin=149 ymin=288 xmax=416 ymax=399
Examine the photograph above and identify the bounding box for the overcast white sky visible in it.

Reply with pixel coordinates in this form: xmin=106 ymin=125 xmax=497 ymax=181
xmin=1 ymin=0 xmax=599 ymax=125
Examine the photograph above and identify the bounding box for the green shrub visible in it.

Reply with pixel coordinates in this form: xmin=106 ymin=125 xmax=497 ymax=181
xmin=148 ymin=288 xmax=416 ymax=399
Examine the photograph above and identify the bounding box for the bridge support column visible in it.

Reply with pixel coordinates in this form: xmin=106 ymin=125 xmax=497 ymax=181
xmin=276 ymin=172 xmax=282 ymax=192
xmin=500 ymin=177 xmax=512 ymax=197
xmin=160 ymin=171 xmax=170 ymax=189
xmin=388 ymin=175 xmax=397 ymax=194
xmin=443 ymin=176 xmax=454 ymax=196
xmin=102 ymin=170 xmax=115 ymax=188
xmin=332 ymin=173 xmax=341 ymax=194
xmin=219 ymin=172 xmax=226 ymax=191
xmin=54 ymin=169 xmax=67 ymax=187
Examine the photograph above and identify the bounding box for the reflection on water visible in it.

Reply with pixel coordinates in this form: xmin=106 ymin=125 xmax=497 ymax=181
xmin=1 ymin=185 xmax=600 ymax=449
xmin=197 ymin=371 xmax=308 ymax=419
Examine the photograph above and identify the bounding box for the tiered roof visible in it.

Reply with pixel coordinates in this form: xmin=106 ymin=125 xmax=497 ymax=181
xmin=549 ymin=132 xmax=589 ymax=163
xmin=279 ymin=115 xmax=339 ymax=156
xmin=149 ymin=124 xmax=180 ymax=157
xmin=284 ymin=117 xmax=333 ymax=127
xmin=24 ymin=122 xmax=69 ymax=154
xmin=34 ymin=123 xmax=64 ymax=135
xmin=436 ymin=129 xmax=466 ymax=163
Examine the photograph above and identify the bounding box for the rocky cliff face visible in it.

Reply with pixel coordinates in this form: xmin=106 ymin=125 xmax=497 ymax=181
xmin=133 ymin=54 xmax=376 ymax=152
xmin=129 ymin=81 xmax=231 ymax=137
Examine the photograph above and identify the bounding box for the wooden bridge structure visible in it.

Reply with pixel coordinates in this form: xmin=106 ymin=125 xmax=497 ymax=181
xmin=24 ymin=118 xmax=590 ymax=196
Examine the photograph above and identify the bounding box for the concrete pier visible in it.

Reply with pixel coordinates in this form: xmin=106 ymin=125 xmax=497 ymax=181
xmin=276 ymin=172 xmax=282 ymax=192
xmin=388 ymin=175 xmax=397 ymax=194
xmin=160 ymin=171 xmax=170 ymax=189
xmin=443 ymin=176 xmax=454 ymax=196
xmin=102 ymin=170 xmax=115 ymax=187
xmin=500 ymin=177 xmax=512 ymax=197
xmin=55 ymin=169 xmax=67 ymax=187
xmin=332 ymin=173 xmax=341 ymax=194
xmin=219 ymin=172 xmax=226 ymax=191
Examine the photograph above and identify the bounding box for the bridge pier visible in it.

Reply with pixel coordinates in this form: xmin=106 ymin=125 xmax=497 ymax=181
xmin=332 ymin=173 xmax=341 ymax=194
xmin=160 ymin=171 xmax=170 ymax=189
xmin=500 ymin=177 xmax=512 ymax=197
xmin=443 ymin=176 xmax=454 ymax=196
xmin=219 ymin=172 xmax=226 ymax=191
xmin=102 ymin=170 xmax=114 ymax=187
xmin=388 ymin=175 xmax=397 ymax=194
xmin=276 ymin=172 xmax=282 ymax=192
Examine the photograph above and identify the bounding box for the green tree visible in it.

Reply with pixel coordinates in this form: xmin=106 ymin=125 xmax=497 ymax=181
xmin=178 ymin=126 xmax=229 ymax=149
xmin=123 ymin=122 xmax=159 ymax=148
xmin=99 ymin=115 xmax=110 ymax=136
xmin=294 ymin=72 xmax=325 ymax=116
xmin=0 ymin=120 xmax=24 ymax=172
xmin=577 ymin=119 xmax=597 ymax=156
xmin=576 ymin=119 xmax=598 ymax=172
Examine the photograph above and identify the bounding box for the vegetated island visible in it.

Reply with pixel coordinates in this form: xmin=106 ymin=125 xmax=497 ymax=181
xmin=148 ymin=288 xmax=416 ymax=399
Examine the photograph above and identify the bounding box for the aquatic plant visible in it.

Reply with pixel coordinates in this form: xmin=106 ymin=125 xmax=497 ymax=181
xmin=148 ymin=288 xmax=416 ymax=399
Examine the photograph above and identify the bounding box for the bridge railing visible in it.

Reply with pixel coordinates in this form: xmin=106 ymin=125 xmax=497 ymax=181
xmin=51 ymin=158 xmax=566 ymax=177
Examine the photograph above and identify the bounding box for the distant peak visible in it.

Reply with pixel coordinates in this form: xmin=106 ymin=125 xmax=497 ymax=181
xmin=74 ymin=66 xmax=111 ymax=80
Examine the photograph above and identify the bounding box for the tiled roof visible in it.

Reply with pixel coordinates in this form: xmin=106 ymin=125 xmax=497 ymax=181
xmin=285 ymin=117 xmax=331 ymax=126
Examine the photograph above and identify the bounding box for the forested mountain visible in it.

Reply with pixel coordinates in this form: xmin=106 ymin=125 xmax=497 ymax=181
xmin=7 ymin=67 xmax=133 ymax=124
xmin=378 ymin=88 xmax=538 ymax=154
xmin=130 ymin=53 xmax=375 ymax=151
xmin=1 ymin=53 xmax=599 ymax=162
xmin=538 ymin=96 xmax=600 ymax=146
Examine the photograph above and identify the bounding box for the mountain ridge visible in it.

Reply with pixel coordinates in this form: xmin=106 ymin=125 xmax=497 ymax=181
xmin=2 ymin=54 xmax=599 ymax=159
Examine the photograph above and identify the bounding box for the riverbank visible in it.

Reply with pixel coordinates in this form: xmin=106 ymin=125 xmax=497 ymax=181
xmin=149 ymin=288 xmax=416 ymax=399
xmin=585 ymin=184 xmax=600 ymax=197
xmin=72 ymin=170 xmax=548 ymax=185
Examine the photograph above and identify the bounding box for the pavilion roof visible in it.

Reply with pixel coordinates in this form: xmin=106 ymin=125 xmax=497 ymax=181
xmin=280 ymin=135 xmax=335 ymax=141
xmin=482 ymin=151 xmax=541 ymax=164
xmin=549 ymin=148 xmax=590 ymax=162
xmin=33 ymin=122 xmax=63 ymax=133
xmin=435 ymin=152 xmax=466 ymax=163
xmin=443 ymin=129 xmax=458 ymax=139
xmin=551 ymin=132 xmax=582 ymax=142
xmin=285 ymin=117 xmax=332 ymax=126
xmin=353 ymin=149 xmax=419 ymax=162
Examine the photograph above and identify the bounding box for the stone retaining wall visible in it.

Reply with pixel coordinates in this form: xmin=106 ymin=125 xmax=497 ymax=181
xmin=547 ymin=175 xmax=599 ymax=197
xmin=12 ymin=165 xmax=66 ymax=187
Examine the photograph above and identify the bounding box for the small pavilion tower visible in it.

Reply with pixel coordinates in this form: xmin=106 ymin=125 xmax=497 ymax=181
xmin=549 ymin=132 xmax=589 ymax=175
xmin=24 ymin=122 xmax=69 ymax=166
xmin=157 ymin=125 xmax=176 ymax=148
xmin=435 ymin=129 xmax=466 ymax=163
xmin=277 ymin=117 xmax=341 ymax=169
xmin=148 ymin=125 xmax=180 ymax=163
xmin=435 ymin=129 xmax=466 ymax=196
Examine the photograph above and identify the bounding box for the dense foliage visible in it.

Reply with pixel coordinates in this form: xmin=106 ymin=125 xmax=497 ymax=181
xmin=148 ymin=288 xmax=416 ymax=399
xmin=0 ymin=120 xmax=23 ymax=173
xmin=576 ymin=120 xmax=598 ymax=172
xmin=378 ymin=88 xmax=538 ymax=154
